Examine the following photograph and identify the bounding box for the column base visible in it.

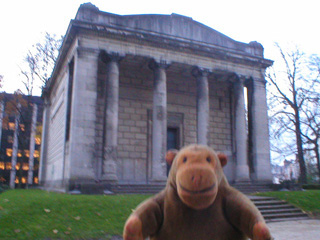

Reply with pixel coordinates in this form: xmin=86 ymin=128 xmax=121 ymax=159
xmin=103 ymin=160 xmax=118 ymax=182
xmin=150 ymin=178 xmax=167 ymax=185
xmin=236 ymin=165 xmax=250 ymax=182
xmin=235 ymin=178 xmax=251 ymax=183
xmin=101 ymin=174 xmax=118 ymax=182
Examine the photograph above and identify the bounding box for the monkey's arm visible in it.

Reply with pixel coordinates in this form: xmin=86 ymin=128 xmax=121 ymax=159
xmin=224 ymin=188 xmax=273 ymax=240
xmin=123 ymin=192 xmax=164 ymax=240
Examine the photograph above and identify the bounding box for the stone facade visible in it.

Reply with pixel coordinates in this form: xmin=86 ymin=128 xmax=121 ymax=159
xmin=40 ymin=3 xmax=273 ymax=192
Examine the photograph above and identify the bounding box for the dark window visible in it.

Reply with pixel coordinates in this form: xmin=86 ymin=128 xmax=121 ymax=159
xmin=65 ymin=58 xmax=74 ymax=141
xmin=167 ymin=127 xmax=179 ymax=175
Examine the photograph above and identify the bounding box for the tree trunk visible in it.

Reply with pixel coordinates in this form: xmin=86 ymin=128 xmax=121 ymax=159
xmin=314 ymin=141 xmax=320 ymax=181
xmin=295 ymin=110 xmax=307 ymax=184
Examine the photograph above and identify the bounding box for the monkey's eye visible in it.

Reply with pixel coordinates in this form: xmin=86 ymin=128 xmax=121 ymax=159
xmin=183 ymin=157 xmax=187 ymax=163
xmin=206 ymin=157 xmax=211 ymax=163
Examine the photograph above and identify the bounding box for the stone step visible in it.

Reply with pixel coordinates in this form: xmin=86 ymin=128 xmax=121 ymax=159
xmin=248 ymin=197 xmax=276 ymax=202
xmin=249 ymin=196 xmax=309 ymax=222
xmin=266 ymin=216 xmax=311 ymax=223
xmin=260 ymin=208 xmax=303 ymax=215
xmin=257 ymin=204 xmax=296 ymax=210
xmin=253 ymin=200 xmax=288 ymax=206
xmin=263 ymin=212 xmax=309 ymax=220
xmin=111 ymin=184 xmax=165 ymax=194
xmin=231 ymin=183 xmax=273 ymax=194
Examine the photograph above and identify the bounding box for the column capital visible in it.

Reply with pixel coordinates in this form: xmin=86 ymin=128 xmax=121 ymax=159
xmin=192 ymin=67 xmax=211 ymax=78
xmin=253 ymin=77 xmax=268 ymax=86
xmin=100 ymin=51 xmax=124 ymax=63
xmin=149 ymin=59 xmax=170 ymax=70
xmin=236 ymin=74 xmax=249 ymax=84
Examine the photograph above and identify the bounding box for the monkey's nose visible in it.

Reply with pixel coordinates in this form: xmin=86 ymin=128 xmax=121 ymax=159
xmin=191 ymin=174 xmax=202 ymax=188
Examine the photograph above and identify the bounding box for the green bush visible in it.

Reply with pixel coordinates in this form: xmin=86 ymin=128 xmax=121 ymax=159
xmin=0 ymin=183 xmax=9 ymax=193
xmin=302 ymin=184 xmax=320 ymax=190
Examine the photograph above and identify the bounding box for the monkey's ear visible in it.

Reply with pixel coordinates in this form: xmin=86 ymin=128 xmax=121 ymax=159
xmin=217 ymin=153 xmax=228 ymax=167
xmin=165 ymin=149 xmax=178 ymax=166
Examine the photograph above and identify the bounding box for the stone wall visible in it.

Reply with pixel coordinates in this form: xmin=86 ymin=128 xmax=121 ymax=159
xmin=110 ymin=64 xmax=233 ymax=183
xmin=45 ymin=72 xmax=67 ymax=186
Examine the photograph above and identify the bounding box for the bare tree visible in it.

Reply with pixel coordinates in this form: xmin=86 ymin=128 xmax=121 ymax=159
xmin=20 ymin=32 xmax=63 ymax=95
xmin=266 ymin=44 xmax=310 ymax=184
xmin=301 ymin=104 xmax=320 ymax=180
xmin=0 ymin=75 xmax=3 ymax=89
xmin=300 ymin=56 xmax=320 ymax=181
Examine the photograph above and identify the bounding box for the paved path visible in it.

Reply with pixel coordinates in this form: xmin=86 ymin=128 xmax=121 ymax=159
xmin=268 ymin=219 xmax=320 ymax=240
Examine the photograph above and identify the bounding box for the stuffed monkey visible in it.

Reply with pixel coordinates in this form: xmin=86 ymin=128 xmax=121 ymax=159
xmin=123 ymin=144 xmax=272 ymax=240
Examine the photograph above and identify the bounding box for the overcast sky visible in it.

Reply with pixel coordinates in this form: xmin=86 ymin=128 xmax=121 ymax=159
xmin=0 ymin=0 xmax=319 ymax=96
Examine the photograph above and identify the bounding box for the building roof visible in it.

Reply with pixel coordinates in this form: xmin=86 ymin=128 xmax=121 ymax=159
xmin=45 ymin=2 xmax=272 ymax=95
xmin=75 ymin=3 xmax=260 ymax=55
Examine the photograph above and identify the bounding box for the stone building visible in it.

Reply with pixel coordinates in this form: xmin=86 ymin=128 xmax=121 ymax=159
xmin=40 ymin=3 xmax=273 ymax=193
xmin=0 ymin=93 xmax=43 ymax=188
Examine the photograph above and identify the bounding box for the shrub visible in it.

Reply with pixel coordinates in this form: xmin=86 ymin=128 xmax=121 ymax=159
xmin=0 ymin=183 xmax=9 ymax=193
xmin=302 ymin=184 xmax=320 ymax=190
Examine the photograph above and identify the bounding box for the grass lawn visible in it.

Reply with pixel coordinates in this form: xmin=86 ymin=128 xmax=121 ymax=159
xmin=2 ymin=189 xmax=319 ymax=240
xmin=0 ymin=189 xmax=151 ymax=240
xmin=256 ymin=190 xmax=320 ymax=215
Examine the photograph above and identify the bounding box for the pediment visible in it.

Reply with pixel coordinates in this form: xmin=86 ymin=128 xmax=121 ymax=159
xmin=118 ymin=13 xmax=244 ymax=50
xmin=76 ymin=3 xmax=247 ymax=52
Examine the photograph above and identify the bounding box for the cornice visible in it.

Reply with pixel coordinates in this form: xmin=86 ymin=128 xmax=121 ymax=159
xmin=45 ymin=19 xmax=273 ymax=95
xmin=71 ymin=20 xmax=273 ymax=69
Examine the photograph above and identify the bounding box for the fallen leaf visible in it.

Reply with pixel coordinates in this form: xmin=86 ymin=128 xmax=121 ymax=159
xmin=67 ymin=227 xmax=72 ymax=231
xmin=3 ymin=199 xmax=9 ymax=202
xmin=44 ymin=209 xmax=51 ymax=213
xmin=0 ymin=206 xmax=3 ymax=210
xmin=96 ymin=212 xmax=101 ymax=216
xmin=53 ymin=229 xmax=58 ymax=234
xmin=64 ymin=231 xmax=71 ymax=235
xmin=14 ymin=229 xmax=20 ymax=233
xmin=74 ymin=216 xmax=81 ymax=220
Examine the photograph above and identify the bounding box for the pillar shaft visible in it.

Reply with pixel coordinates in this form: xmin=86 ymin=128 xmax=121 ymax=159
xmin=103 ymin=54 xmax=121 ymax=181
xmin=249 ymin=79 xmax=272 ymax=182
xmin=193 ymin=67 xmax=210 ymax=145
xmin=150 ymin=60 xmax=168 ymax=181
xmin=234 ymin=78 xmax=250 ymax=181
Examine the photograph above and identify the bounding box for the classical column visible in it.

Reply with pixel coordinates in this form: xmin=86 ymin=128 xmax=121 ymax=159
xmin=249 ymin=78 xmax=273 ymax=182
xmin=28 ymin=103 xmax=38 ymax=185
xmin=149 ymin=60 xmax=168 ymax=182
xmin=103 ymin=53 xmax=121 ymax=181
xmin=234 ymin=77 xmax=250 ymax=181
xmin=192 ymin=67 xmax=210 ymax=145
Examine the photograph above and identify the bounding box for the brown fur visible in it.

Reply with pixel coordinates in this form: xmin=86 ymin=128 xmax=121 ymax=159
xmin=123 ymin=145 xmax=272 ymax=240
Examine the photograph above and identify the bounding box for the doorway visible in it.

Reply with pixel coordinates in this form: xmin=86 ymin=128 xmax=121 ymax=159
xmin=167 ymin=127 xmax=179 ymax=175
